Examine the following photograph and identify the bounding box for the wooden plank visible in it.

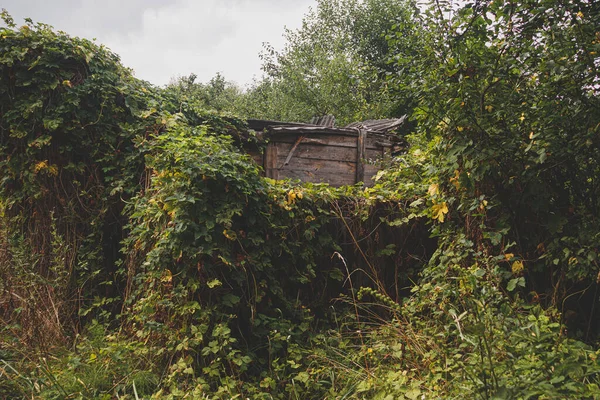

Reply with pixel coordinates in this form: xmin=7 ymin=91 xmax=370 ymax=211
xmin=276 ymin=142 xmax=386 ymax=167
xmin=280 ymin=164 xmax=382 ymax=187
xmin=275 ymin=142 xmax=357 ymax=162
xmin=364 ymin=164 xmax=382 ymax=186
xmin=272 ymin=133 xmax=389 ymax=150
xmin=366 ymin=135 xmax=394 ymax=148
xmin=273 ymin=154 xmax=383 ymax=187
xmin=276 ymin=153 xmax=356 ymax=175
xmin=276 ymin=151 xmax=356 ymax=186
xmin=273 ymin=134 xmax=358 ymax=148
xmin=356 ymin=129 xmax=366 ymax=184
xmin=364 ymin=148 xmax=384 ymax=162
xmin=265 ymin=143 xmax=278 ymax=179
xmin=278 ymin=168 xmax=356 ymax=187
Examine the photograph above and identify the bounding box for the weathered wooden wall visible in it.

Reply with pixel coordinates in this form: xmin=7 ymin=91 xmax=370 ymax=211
xmin=263 ymin=132 xmax=390 ymax=187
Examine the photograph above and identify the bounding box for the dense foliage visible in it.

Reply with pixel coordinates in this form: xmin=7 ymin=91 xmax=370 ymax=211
xmin=395 ymin=0 xmax=600 ymax=337
xmin=1 ymin=0 xmax=600 ymax=398
xmin=232 ymin=0 xmax=423 ymax=125
xmin=0 ymin=13 xmax=156 ymax=347
xmin=165 ymin=73 xmax=242 ymax=115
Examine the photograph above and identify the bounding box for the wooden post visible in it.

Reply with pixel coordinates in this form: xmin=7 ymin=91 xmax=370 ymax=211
xmin=355 ymin=129 xmax=366 ymax=184
xmin=265 ymin=142 xmax=279 ymax=179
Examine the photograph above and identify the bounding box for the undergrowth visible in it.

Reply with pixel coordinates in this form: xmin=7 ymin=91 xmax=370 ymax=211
xmin=1 ymin=9 xmax=600 ymax=400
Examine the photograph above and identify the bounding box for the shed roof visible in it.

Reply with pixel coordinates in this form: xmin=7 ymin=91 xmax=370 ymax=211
xmin=247 ymin=115 xmax=407 ymax=145
xmin=344 ymin=116 xmax=407 ymax=133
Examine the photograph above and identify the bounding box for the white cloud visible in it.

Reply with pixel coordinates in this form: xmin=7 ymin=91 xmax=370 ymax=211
xmin=3 ymin=0 xmax=315 ymax=86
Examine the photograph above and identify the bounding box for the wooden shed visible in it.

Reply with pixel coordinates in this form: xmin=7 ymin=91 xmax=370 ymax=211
xmin=247 ymin=116 xmax=406 ymax=187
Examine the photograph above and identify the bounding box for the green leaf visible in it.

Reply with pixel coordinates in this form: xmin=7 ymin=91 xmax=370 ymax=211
xmin=222 ymin=294 xmax=240 ymax=307
xmin=207 ymin=278 xmax=222 ymax=289
xmin=405 ymin=388 xmax=421 ymax=400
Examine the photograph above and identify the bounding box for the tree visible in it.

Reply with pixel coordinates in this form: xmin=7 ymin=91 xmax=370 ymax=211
xmin=387 ymin=0 xmax=600 ymax=337
xmin=242 ymin=0 xmax=423 ymax=125
xmin=166 ymin=72 xmax=243 ymax=113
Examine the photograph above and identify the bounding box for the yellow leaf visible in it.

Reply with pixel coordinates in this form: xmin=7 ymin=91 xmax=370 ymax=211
xmin=504 ymin=253 xmax=514 ymax=261
xmin=485 ymin=105 xmax=493 ymax=112
xmin=47 ymin=164 xmax=58 ymax=176
xmin=33 ymin=161 xmax=58 ymax=176
xmin=511 ymin=260 xmax=524 ymax=275
xmin=569 ymin=257 xmax=578 ymax=265
xmin=431 ymin=202 xmax=448 ymax=222
xmin=428 ymin=183 xmax=439 ymax=197
xmin=287 ymin=189 xmax=296 ymax=203
xmin=33 ymin=160 xmax=48 ymax=173
xmin=223 ymin=229 xmax=237 ymax=241
xmin=450 ymin=170 xmax=460 ymax=190
xmin=457 ymin=126 xmax=464 ymax=132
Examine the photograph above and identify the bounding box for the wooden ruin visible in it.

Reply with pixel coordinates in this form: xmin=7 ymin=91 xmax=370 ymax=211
xmin=247 ymin=116 xmax=406 ymax=187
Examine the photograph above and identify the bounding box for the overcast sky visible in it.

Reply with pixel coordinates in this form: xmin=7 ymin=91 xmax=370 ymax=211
xmin=2 ymin=0 xmax=316 ymax=87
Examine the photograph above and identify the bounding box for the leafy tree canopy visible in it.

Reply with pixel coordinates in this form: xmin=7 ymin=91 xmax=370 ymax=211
xmin=165 ymin=72 xmax=243 ymax=114
xmin=241 ymin=0 xmax=423 ymax=124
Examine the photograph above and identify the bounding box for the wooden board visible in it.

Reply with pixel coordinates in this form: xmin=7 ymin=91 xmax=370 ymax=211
xmin=356 ymin=129 xmax=366 ymax=183
xmin=276 ymin=148 xmax=356 ymax=186
xmin=279 ymin=166 xmax=382 ymax=187
xmin=276 ymin=153 xmax=356 ymax=175
xmin=364 ymin=164 xmax=382 ymax=186
xmin=264 ymin=143 xmax=278 ymax=179
xmin=364 ymin=148 xmax=384 ymax=162
xmin=271 ymin=133 xmax=391 ymax=150
xmin=261 ymin=133 xmax=390 ymax=187
xmin=275 ymin=142 xmax=357 ymax=163
xmin=270 ymin=144 xmax=384 ymax=166
xmin=279 ymin=168 xmax=356 ymax=187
